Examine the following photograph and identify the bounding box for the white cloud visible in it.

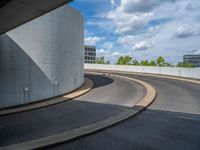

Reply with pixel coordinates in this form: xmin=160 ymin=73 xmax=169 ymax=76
xmin=107 ymin=9 xmax=153 ymax=34
xmin=111 ymin=52 xmax=120 ymax=57
xmin=174 ymin=24 xmax=200 ymax=38
xmin=120 ymin=0 xmax=175 ymax=13
xmin=103 ymin=42 xmax=113 ymax=49
xmin=97 ymin=49 xmax=106 ymax=57
xmin=132 ymin=41 xmax=153 ymax=51
xmin=186 ymin=2 xmax=200 ymax=12
xmin=97 ymin=49 xmax=111 ymax=57
xmin=85 ymin=36 xmax=105 ymax=45
xmin=104 ymin=0 xmax=179 ymax=35
xmin=110 ymin=0 xmax=116 ymax=6
xmin=82 ymin=0 xmax=200 ymax=64
xmin=194 ymin=49 xmax=200 ymax=55
xmin=117 ymin=35 xmax=135 ymax=45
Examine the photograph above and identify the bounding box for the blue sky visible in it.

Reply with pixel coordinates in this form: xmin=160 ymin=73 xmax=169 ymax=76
xmin=70 ymin=0 xmax=200 ymax=64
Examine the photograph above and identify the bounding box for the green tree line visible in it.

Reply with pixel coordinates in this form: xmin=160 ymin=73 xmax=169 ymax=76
xmin=95 ymin=55 xmax=195 ymax=68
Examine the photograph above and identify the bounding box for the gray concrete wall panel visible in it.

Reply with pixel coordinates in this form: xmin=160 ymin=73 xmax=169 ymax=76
xmin=0 ymin=5 xmax=84 ymax=108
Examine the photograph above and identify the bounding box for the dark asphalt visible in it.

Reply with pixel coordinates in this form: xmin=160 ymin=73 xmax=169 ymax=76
xmin=0 ymin=74 xmax=145 ymax=146
xmin=119 ymin=73 xmax=200 ymax=114
xmin=79 ymin=74 xmax=145 ymax=107
xmin=48 ymin=72 xmax=200 ymax=150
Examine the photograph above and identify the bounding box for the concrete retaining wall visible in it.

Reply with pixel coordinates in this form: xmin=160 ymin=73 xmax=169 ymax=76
xmin=0 ymin=5 xmax=84 ymax=108
xmin=85 ymin=64 xmax=200 ymax=79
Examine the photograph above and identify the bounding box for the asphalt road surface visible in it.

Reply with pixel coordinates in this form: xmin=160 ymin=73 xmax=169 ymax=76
xmin=0 ymin=74 xmax=145 ymax=146
xmin=48 ymin=72 xmax=200 ymax=150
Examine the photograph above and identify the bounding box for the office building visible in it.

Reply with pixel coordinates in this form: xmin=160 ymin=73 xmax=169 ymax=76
xmin=85 ymin=46 xmax=96 ymax=64
xmin=183 ymin=55 xmax=200 ymax=67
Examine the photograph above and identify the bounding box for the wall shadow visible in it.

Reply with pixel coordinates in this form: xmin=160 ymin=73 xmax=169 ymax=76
xmin=0 ymin=34 xmax=54 ymax=108
xmin=85 ymin=74 xmax=114 ymax=89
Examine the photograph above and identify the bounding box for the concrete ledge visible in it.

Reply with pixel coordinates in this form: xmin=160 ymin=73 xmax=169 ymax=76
xmin=0 ymin=78 xmax=94 ymax=116
xmin=85 ymin=69 xmax=200 ymax=85
xmin=84 ymin=64 xmax=200 ymax=79
xmin=2 ymin=72 xmax=156 ymax=149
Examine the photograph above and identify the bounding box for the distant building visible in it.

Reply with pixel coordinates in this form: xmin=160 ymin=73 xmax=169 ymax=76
xmin=85 ymin=45 xmax=96 ymax=64
xmin=183 ymin=55 xmax=200 ymax=67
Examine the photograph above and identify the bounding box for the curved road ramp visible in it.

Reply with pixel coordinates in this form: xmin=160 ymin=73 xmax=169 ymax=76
xmin=0 ymin=71 xmax=200 ymax=150
xmin=0 ymin=72 xmax=156 ymax=149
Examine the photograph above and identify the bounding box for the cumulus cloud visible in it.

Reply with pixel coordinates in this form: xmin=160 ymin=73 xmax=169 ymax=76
xmin=118 ymin=36 xmax=154 ymax=51
xmin=111 ymin=51 xmax=120 ymax=57
xmin=185 ymin=3 xmax=200 ymax=12
xmin=107 ymin=8 xmax=153 ymax=34
xmin=110 ymin=0 xmax=116 ymax=6
xmin=103 ymin=42 xmax=113 ymax=49
xmin=105 ymin=0 xmax=175 ymax=34
xmin=85 ymin=36 xmax=105 ymax=45
xmin=132 ymin=41 xmax=153 ymax=51
xmin=83 ymin=0 xmax=200 ymax=64
xmin=97 ymin=49 xmax=106 ymax=57
xmin=194 ymin=49 xmax=200 ymax=55
xmin=120 ymin=0 xmax=175 ymax=13
xmin=117 ymin=35 xmax=135 ymax=45
xmin=174 ymin=24 xmax=200 ymax=38
xmin=97 ymin=49 xmax=112 ymax=57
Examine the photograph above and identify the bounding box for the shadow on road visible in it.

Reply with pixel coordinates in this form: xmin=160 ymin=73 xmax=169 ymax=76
xmin=47 ymin=108 xmax=200 ymax=150
xmin=85 ymin=74 xmax=114 ymax=89
xmin=0 ymin=99 xmax=127 ymax=147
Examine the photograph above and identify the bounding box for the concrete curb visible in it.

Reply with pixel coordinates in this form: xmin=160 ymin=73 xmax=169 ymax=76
xmin=1 ymin=72 xmax=156 ymax=150
xmin=0 ymin=78 xmax=94 ymax=116
xmin=108 ymin=74 xmax=156 ymax=107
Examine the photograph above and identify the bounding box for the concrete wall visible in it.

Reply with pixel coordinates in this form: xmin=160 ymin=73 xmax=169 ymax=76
xmin=0 ymin=5 xmax=84 ymax=108
xmin=85 ymin=64 xmax=200 ymax=79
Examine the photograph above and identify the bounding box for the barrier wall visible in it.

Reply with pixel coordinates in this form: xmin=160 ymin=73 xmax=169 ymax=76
xmin=0 ymin=5 xmax=84 ymax=108
xmin=85 ymin=64 xmax=200 ymax=79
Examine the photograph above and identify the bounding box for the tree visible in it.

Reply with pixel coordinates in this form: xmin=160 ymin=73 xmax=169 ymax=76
xmin=149 ymin=60 xmax=157 ymax=66
xmin=116 ymin=56 xmax=123 ymax=65
xmin=156 ymin=56 xmax=165 ymax=66
xmin=116 ymin=55 xmax=132 ymax=65
xmin=176 ymin=62 xmax=195 ymax=68
xmin=96 ymin=56 xmax=105 ymax=64
xmin=132 ymin=59 xmax=140 ymax=66
xmin=164 ymin=62 xmax=172 ymax=67
xmin=106 ymin=60 xmax=110 ymax=64
xmin=124 ymin=55 xmax=132 ymax=65
xmin=140 ymin=60 xmax=149 ymax=66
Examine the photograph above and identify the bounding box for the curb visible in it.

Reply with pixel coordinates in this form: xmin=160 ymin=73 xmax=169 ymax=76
xmin=108 ymin=74 xmax=156 ymax=107
xmin=0 ymin=78 xmax=94 ymax=116
xmin=1 ymin=72 xmax=156 ymax=150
